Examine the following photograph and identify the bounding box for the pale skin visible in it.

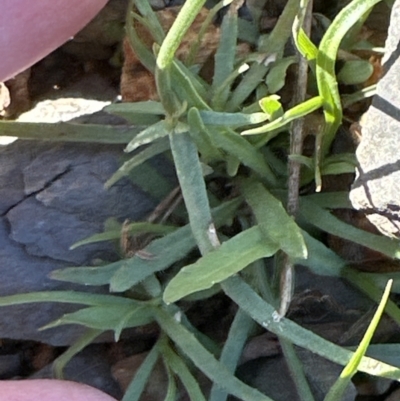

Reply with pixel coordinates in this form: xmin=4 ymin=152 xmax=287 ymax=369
xmin=0 ymin=380 xmax=117 ymax=401
xmin=1 ymin=1 xmax=118 ymax=400
xmin=0 ymin=0 xmax=108 ymax=81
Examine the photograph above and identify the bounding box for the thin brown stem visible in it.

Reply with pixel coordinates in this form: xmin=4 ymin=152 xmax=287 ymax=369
xmin=278 ymin=0 xmax=313 ymax=319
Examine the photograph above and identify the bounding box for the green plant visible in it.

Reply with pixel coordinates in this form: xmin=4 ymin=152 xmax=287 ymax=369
xmin=0 ymin=0 xmax=399 ymax=400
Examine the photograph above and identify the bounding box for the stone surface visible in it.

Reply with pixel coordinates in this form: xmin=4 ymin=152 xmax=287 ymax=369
xmin=0 ymin=139 xmax=172 ymax=345
xmin=16 ymin=98 xmax=110 ymax=124
xmin=350 ymin=0 xmax=400 ymax=238
xmin=234 ymin=349 xmax=357 ymax=401
xmin=386 ymin=387 xmax=400 ymax=401
xmin=0 ymin=354 xmax=23 ymax=379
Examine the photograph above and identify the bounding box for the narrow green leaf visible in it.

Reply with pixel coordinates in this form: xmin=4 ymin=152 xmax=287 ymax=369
xmin=292 ymin=228 xmax=400 ymax=334
xmin=320 ymin=161 xmax=355 ymax=176
xmin=357 ymin=272 xmax=400 ymax=294
xmin=279 ymin=338 xmax=315 ymax=401
xmin=0 ymin=121 xmax=141 ymax=144
xmin=258 ymin=95 xmax=283 ymax=118
xmin=51 ymin=263 xmax=120 ymax=286
xmin=226 ymin=154 xmax=241 ymax=177
xmin=337 ymin=60 xmax=374 ymax=85
xmin=156 ymin=0 xmax=207 ymax=70
xmin=188 ymin=107 xmax=223 ymax=161
xmin=174 ymin=305 xmax=222 ymax=356
xmin=302 ymin=191 xmax=352 ymax=209
xmin=342 ymin=270 xmax=400 ymax=329
xmin=364 ymin=344 xmax=400 ymax=368
xmin=110 ymin=199 xmax=241 ymax=292
xmin=133 ymin=0 xmax=165 ymax=44
xmin=122 ymin=341 xmax=161 ymax=401
xmin=226 ymin=0 xmax=300 ymax=111
xmin=242 ymin=179 xmax=307 ymax=259
xmin=0 ymin=291 xmax=134 ymax=307
xmin=125 ymin=0 xmax=165 ymax=74
xmin=125 ymin=121 xmax=183 ymax=153
xmin=300 ymin=198 xmax=400 ymax=259
xmin=141 ymin=275 xmax=162 ymax=299
xmin=214 ymin=127 xmax=278 ymax=185
xmin=126 ymin=158 xmax=176 ymax=202
xmin=242 ymin=96 xmax=323 ymax=135
xmin=237 ymin=18 xmax=258 ymax=44
xmin=211 ymin=61 xmax=251 ymax=109
xmin=126 ymin=13 xmax=156 ymax=73
xmin=110 ymin=226 xmax=196 ymax=292
xmin=221 ymin=276 xmax=400 ymax=381
xmin=294 ymin=231 xmax=345 ymax=276
xmin=70 ymin=223 xmax=176 ymax=250
xmin=226 ymin=62 xmax=270 ymax=112
xmin=295 ymin=27 xmax=318 ymax=62
xmin=163 ymin=364 xmax=178 ymax=401
xmin=198 ymin=110 xmax=269 ymax=127
xmin=41 ymin=304 xmax=153 ymax=333
xmin=209 ymin=309 xmax=255 ymax=401
xmin=212 ymin=0 xmax=239 ymax=108
xmin=162 ymin=345 xmax=207 ymax=401
xmin=288 ymin=155 xmax=314 ymax=170
xmin=163 ymin=226 xmax=279 ymax=303
xmin=324 ymin=280 xmax=393 ymax=401
xmin=266 ymin=56 xmax=297 ymax=94
xmin=292 ymin=0 xmax=318 ymax=61
xmin=105 ymin=137 xmax=170 ymax=188
xmin=69 ymin=230 xmax=121 ymax=250
xmin=321 ymin=153 xmax=357 ymax=167
xmin=342 ymin=84 xmax=376 ymax=108
xmin=156 ymin=65 xmax=183 ymax=117
xmin=103 ymin=102 xmax=163 ymax=125
xmin=169 ymin=130 xmax=216 ymax=255
xmin=104 ymin=101 xmax=165 ymax=117
xmin=170 ymin=59 xmax=211 ymax=110
xmin=53 ymin=329 xmax=102 ymax=379
xmin=316 ymin=0 xmax=381 ymax=156
xmin=185 ymin=0 xmax=233 ymax=66
xmin=153 ymin=307 xmax=275 ymax=401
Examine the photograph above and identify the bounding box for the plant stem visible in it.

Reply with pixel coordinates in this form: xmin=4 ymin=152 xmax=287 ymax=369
xmin=156 ymin=0 xmax=207 ymax=70
xmin=278 ymin=0 xmax=313 ymax=319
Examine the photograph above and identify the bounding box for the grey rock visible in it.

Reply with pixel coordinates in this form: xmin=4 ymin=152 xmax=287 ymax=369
xmin=298 ymin=349 xmax=357 ymax=401
xmin=234 ymin=350 xmax=357 ymax=401
xmin=0 ymin=140 xmax=171 ymax=345
xmin=350 ymin=0 xmax=400 ymax=238
xmin=0 ymin=354 xmax=22 ymax=379
xmin=234 ymin=356 xmax=300 ymax=401
xmin=386 ymin=387 xmax=400 ymax=401
xmin=295 ymin=266 xmax=371 ymax=312
xmin=17 ymin=98 xmax=110 ymax=123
